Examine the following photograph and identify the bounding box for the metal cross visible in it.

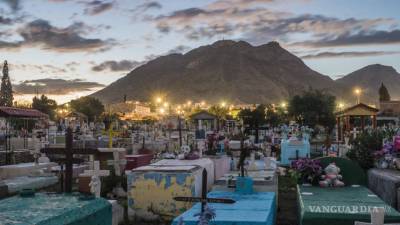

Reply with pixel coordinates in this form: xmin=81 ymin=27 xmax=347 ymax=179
xmin=174 ymin=169 xmax=235 ymax=212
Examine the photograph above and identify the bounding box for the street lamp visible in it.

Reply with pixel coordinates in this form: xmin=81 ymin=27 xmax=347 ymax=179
xmin=354 ymin=88 xmax=362 ymax=104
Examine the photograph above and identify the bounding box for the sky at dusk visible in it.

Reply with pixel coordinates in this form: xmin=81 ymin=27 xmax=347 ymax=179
xmin=1 ymin=0 xmax=400 ymax=103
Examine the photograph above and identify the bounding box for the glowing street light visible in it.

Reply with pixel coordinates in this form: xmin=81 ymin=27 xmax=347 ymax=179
xmin=156 ymin=97 xmax=162 ymax=103
xmin=187 ymin=100 xmax=192 ymax=106
xmin=337 ymin=102 xmax=345 ymax=111
xmin=354 ymin=88 xmax=362 ymax=104
xmin=163 ymin=102 xmax=169 ymax=107
xmin=159 ymin=108 xmax=165 ymax=114
xmin=221 ymin=101 xmax=226 ymax=107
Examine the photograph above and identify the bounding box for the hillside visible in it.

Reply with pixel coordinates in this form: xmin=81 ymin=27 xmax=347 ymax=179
xmin=92 ymin=40 xmax=341 ymax=104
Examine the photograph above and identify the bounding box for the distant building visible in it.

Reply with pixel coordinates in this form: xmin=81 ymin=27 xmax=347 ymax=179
xmin=110 ymin=101 xmax=153 ymax=120
xmin=377 ymin=100 xmax=400 ymax=125
xmin=134 ymin=104 xmax=151 ymax=115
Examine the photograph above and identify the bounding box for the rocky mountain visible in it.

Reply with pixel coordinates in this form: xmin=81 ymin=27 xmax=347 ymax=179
xmin=92 ymin=40 xmax=399 ymax=104
xmin=336 ymin=64 xmax=400 ymax=102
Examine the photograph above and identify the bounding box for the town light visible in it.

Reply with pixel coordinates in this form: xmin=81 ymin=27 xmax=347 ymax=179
xmin=156 ymin=97 xmax=162 ymax=103
xmin=354 ymin=88 xmax=362 ymax=104
xmin=163 ymin=102 xmax=169 ymax=107
xmin=221 ymin=101 xmax=226 ymax=107
xmin=337 ymin=102 xmax=345 ymax=110
xmin=281 ymin=102 xmax=287 ymax=108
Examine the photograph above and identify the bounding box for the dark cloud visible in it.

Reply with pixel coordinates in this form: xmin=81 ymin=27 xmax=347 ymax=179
xmin=166 ymin=45 xmax=191 ymax=54
xmin=131 ymin=1 xmax=162 ymax=21
xmin=301 ymin=51 xmax=400 ymax=59
xmin=131 ymin=1 xmax=161 ymax=12
xmin=92 ymin=60 xmax=144 ymax=72
xmin=0 ymin=19 xmax=114 ymax=52
xmin=84 ymin=0 xmax=114 ymax=15
xmin=294 ymin=30 xmax=400 ymax=47
xmin=0 ymin=16 xmax=13 ymax=24
xmin=0 ymin=0 xmax=21 ymax=12
xmin=92 ymin=45 xmax=190 ymax=72
xmin=14 ymin=78 xmax=105 ymax=95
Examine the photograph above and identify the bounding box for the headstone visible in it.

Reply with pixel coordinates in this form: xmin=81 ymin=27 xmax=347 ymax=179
xmin=106 ymin=151 xmax=127 ymax=176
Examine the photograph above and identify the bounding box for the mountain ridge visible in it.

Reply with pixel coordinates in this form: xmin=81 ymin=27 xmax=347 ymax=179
xmin=91 ymin=40 xmax=399 ymax=104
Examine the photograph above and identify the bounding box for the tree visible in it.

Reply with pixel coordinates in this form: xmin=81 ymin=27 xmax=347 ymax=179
xmin=288 ymin=89 xmax=336 ymax=132
xmin=208 ymin=105 xmax=229 ymax=131
xmin=379 ymin=82 xmax=391 ymax=102
xmin=0 ymin=60 xmax=13 ymax=106
xmin=70 ymin=96 xmax=105 ymax=122
xmin=265 ymin=104 xmax=287 ymax=127
xmin=32 ymin=95 xmax=58 ymax=120
xmin=238 ymin=105 xmax=267 ymax=143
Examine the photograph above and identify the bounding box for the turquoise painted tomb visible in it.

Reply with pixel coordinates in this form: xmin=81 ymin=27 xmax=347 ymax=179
xmin=171 ymin=191 xmax=276 ymax=225
xmin=0 ymin=193 xmax=112 ymax=225
xmin=280 ymin=138 xmax=310 ymax=165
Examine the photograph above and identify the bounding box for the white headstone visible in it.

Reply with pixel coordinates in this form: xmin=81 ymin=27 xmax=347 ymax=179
xmin=107 ymin=151 xmax=127 ymax=176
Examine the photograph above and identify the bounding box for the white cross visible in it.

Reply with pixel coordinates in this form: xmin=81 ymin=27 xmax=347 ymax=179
xmin=350 ymin=128 xmax=360 ymax=139
xmin=83 ymin=161 xmax=110 ymax=177
xmin=107 ymin=151 xmax=127 ymax=176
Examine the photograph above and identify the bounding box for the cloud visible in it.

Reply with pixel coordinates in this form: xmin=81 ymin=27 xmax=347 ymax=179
xmin=294 ymin=30 xmax=400 ymax=47
xmin=83 ymin=0 xmax=114 ymax=15
xmin=0 ymin=16 xmax=13 ymax=24
xmin=151 ymin=1 xmax=395 ymax=46
xmin=14 ymin=78 xmax=105 ymax=95
xmin=301 ymin=51 xmax=400 ymax=59
xmin=1 ymin=0 xmax=21 ymax=12
xmin=11 ymin=63 xmax=71 ymax=74
xmin=0 ymin=19 xmax=114 ymax=52
xmin=131 ymin=1 xmax=161 ymax=13
xmin=92 ymin=60 xmax=144 ymax=72
xmin=166 ymin=45 xmax=191 ymax=54
xmin=92 ymin=45 xmax=190 ymax=72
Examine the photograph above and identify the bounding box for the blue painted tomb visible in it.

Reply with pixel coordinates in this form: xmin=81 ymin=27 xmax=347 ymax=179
xmin=172 ymin=191 xmax=276 ymax=225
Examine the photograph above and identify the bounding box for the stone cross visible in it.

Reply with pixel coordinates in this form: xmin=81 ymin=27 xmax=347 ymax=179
xmin=84 ymin=160 xmax=110 ymax=177
xmin=84 ymin=160 xmax=110 ymax=197
xmin=174 ymin=169 xmax=235 ymax=213
xmin=106 ymin=151 xmax=127 ymax=176
xmin=350 ymin=127 xmax=360 ymax=140
xmin=354 ymin=207 xmax=385 ymax=225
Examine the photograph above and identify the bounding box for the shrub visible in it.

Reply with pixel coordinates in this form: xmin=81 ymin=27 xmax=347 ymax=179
xmin=346 ymin=130 xmax=384 ymax=170
xmin=290 ymin=158 xmax=322 ymax=184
